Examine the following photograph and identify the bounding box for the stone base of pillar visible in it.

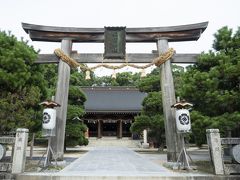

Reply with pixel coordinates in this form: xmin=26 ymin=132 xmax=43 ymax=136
xmin=50 ymin=160 xmax=66 ymax=167
xmin=167 ymin=152 xmax=177 ymax=162
xmin=142 ymin=143 xmax=149 ymax=149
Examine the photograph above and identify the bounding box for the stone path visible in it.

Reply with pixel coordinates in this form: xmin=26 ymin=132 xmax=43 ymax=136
xmin=59 ymin=147 xmax=173 ymax=176
xmin=18 ymin=147 xmax=224 ymax=179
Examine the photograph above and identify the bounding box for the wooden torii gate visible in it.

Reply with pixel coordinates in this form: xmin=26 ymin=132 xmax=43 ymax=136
xmin=22 ymin=22 xmax=208 ymax=162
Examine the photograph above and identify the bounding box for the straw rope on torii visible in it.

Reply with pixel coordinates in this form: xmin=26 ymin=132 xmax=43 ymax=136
xmin=54 ymin=48 xmax=175 ymax=79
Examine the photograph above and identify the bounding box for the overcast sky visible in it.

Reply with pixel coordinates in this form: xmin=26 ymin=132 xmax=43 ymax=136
xmin=0 ymin=0 xmax=239 ymax=55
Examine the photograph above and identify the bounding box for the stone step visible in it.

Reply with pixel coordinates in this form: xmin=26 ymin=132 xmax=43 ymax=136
xmin=87 ymin=137 xmax=141 ymax=148
xmin=88 ymin=136 xmax=132 ymax=141
xmin=0 ymin=173 xmax=15 ymax=180
xmin=17 ymin=174 xmax=240 ymax=180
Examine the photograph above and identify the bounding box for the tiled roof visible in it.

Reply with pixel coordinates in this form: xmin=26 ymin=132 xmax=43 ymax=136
xmin=81 ymin=86 xmax=147 ymax=114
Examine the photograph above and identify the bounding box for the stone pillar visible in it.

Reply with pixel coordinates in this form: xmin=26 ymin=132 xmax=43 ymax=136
xmin=143 ymin=129 xmax=147 ymax=144
xmin=206 ymin=129 xmax=224 ymax=175
xmin=51 ymin=39 xmax=72 ymax=161
xmin=85 ymin=128 xmax=89 ymax=139
xmin=98 ymin=120 xmax=102 ymax=138
xmin=142 ymin=129 xmax=149 ymax=148
xmin=119 ymin=120 xmax=122 ymax=139
xmin=157 ymin=39 xmax=181 ymax=161
xmin=12 ymin=128 xmax=29 ymax=174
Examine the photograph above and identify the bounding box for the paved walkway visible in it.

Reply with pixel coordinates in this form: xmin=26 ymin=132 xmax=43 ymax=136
xmin=19 ymin=147 xmax=227 ymax=179
xmin=59 ymin=147 xmax=174 ymax=176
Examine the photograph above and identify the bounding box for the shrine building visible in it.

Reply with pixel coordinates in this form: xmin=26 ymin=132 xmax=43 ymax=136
xmin=81 ymin=86 xmax=147 ymax=138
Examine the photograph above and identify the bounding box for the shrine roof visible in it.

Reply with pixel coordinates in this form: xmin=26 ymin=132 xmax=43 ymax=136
xmin=22 ymin=22 xmax=208 ymax=42
xmin=81 ymin=86 xmax=147 ymax=114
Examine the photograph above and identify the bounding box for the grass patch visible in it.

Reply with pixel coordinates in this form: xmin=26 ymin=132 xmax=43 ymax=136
xmin=25 ymin=159 xmax=65 ymax=172
xmin=25 ymin=160 xmax=39 ymax=172
xmin=194 ymin=160 xmax=214 ymax=174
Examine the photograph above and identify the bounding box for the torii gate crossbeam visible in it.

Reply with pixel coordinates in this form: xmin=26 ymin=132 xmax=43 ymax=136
xmin=22 ymin=22 xmax=208 ymax=162
xmin=36 ymin=53 xmax=199 ymax=64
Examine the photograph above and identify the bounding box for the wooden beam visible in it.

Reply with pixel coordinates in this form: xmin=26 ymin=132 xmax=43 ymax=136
xmin=0 ymin=137 xmax=15 ymax=144
xmin=221 ymin=138 xmax=240 ymax=145
xmin=36 ymin=53 xmax=199 ymax=64
xmin=22 ymin=22 xmax=208 ymax=42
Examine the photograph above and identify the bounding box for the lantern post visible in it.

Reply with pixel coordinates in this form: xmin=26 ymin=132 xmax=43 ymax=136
xmin=39 ymin=100 xmax=60 ymax=167
xmin=171 ymin=100 xmax=193 ymax=170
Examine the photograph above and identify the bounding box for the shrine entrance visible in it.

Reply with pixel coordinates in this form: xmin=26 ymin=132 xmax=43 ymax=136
xmin=85 ymin=119 xmax=133 ymax=138
xmin=22 ymin=22 xmax=208 ymax=162
xmin=102 ymin=122 xmax=117 ymax=137
xmin=81 ymin=86 xmax=146 ymax=139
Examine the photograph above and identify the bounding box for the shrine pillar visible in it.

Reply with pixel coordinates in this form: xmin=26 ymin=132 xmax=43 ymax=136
xmin=157 ymin=39 xmax=181 ymax=161
xmin=119 ymin=120 xmax=123 ymax=139
xmin=98 ymin=120 xmax=102 ymax=138
xmin=51 ymin=39 xmax=72 ymax=160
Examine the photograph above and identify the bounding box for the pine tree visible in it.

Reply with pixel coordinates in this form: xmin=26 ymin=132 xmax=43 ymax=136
xmin=180 ymin=27 xmax=240 ymax=146
xmin=0 ymin=31 xmax=47 ymax=133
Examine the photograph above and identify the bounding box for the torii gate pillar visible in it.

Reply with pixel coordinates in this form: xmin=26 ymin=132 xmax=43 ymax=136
xmin=51 ymin=39 xmax=72 ymax=160
xmin=157 ymin=39 xmax=181 ymax=161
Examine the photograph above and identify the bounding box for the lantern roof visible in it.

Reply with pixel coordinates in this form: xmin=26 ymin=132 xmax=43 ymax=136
xmin=39 ymin=100 xmax=61 ymax=108
xmin=171 ymin=101 xmax=193 ymax=109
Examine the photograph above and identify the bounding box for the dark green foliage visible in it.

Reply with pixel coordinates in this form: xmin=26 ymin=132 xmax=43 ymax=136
xmin=147 ymin=114 xmax=165 ymax=147
xmin=65 ymin=120 xmax=88 ymax=146
xmin=67 ymin=105 xmax=85 ymax=120
xmin=130 ymin=113 xmax=165 ymax=147
xmin=40 ymin=64 xmax=58 ymax=99
xmin=137 ymin=67 xmax=160 ymax=92
xmin=64 ymin=70 xmax=89 ymax=147
xmin=71 ymin=68 xmax=94 ymax=86
xmin=68 ymin=86 xmax=86 ymax=106
xmin=130 ymin=115 xmax=151 ymax=132
xmin=189 ymin=111 xmax=211 ymax=147
xmin=0 ymin=30 xmax=89 ymax=147
xmin=213 ymin=26 xmax=234 ymax=52
xmin=93 ymin=72 xmax=141 ymax=86
xmin=0 ymin=31 xmax=47 ymax=132
xmin=115 ymin=72 xmax=141 ymax=86
xmin=180 ymin=26 xmax=240 ymax=146
xmin=142 ymin=92 xmax=163 ymax=114
xmin=0 ymin=32 xmax=34 ymax=91
xmin=130 ymin=68 xmax=164 ymax=147
xmin=172 ymin=64 xmax=185 ymax=96
xmin=137 ymin=75 xmax=160 ymax=92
